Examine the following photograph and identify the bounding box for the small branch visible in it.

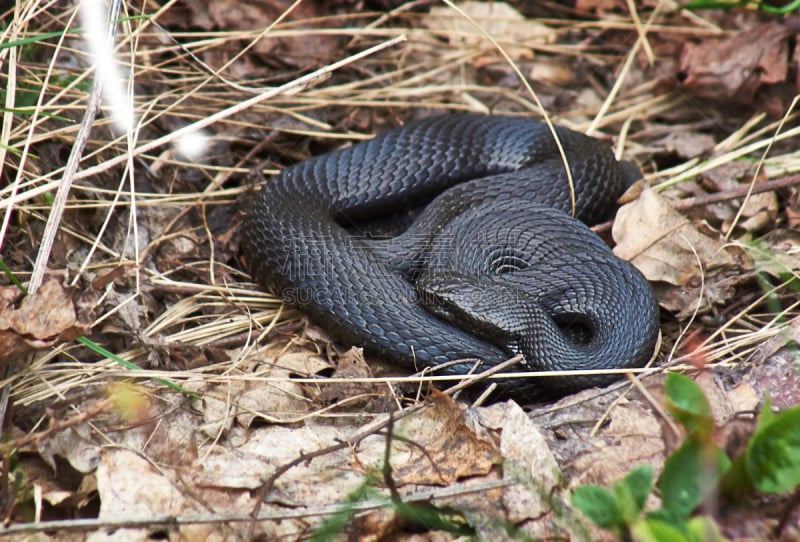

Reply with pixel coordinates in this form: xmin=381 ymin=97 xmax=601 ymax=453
xmin=672 ymin=174 xmax=800 ymax=210
xmin=0 ymin=479 xmax=509 ymax=535
xmin=248 ymin=354 xmax=523 ymax=530
xmin=0 ymin=400 xmax=114 ymax=455
xmin=28 ymin=0 xmax=123 ymax=294
xmin=593 ymin=174 xmax=800 ymax=234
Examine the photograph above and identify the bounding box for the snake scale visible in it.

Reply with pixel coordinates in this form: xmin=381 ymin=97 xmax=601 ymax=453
xmin=243 ymin=114 xmax=659 ymax=401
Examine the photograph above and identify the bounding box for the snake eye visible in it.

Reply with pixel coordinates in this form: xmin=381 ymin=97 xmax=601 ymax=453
xmin=489 ymin=247 xmax=529 ymax=274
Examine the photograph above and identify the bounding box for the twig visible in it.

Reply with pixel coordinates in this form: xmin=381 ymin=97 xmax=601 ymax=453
xmin=592 ymin=174 xmax=800 ymax=234
xmin=1 ymin=399 xmax=113 ymax=456
xmin=247 ymin=354 xmax=523 ymax=532
xmin=673 ymin=174 xmax=800 ymax=210
xmin=0 ymin=479 xmax=509 ymax=535
xmin=28 ymin=0 xmax=123 ymax=294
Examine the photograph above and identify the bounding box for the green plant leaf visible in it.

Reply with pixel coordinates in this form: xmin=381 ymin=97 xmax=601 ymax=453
xmin=665 ymin=374 xmax=714 ymax=437
xmin=311 ymin=479 xmax=382 ymax=541
xmin=686 ymin=516 xmax=727 ymax=542
xmin=0 ymin=106 xmax=70 ymax=122
xmin=658 ymin=439 xmax=731 ymax=520
xmin=572 ymin=484 xmax=624 ymax=529
xmin=719 ymin=455 xmax=755 ymax=499
xmin=0 ymin=259 xmax=28 ymax=294
xmin=393 ymin=500 xmax=472 ymax=535
xmin=77 ymin=336 xmax=200 ymax=399
xmin=613 ymin=465 xmax=654 ymax=523
xmin=754 ymin=394 xmax=774 ymax=433
xmin=746 ymin=405 xmax=800 ymax=494
xmin=632 ymin=518 xmax=689 ymax=542
xmin=683 ymin=0 xmax=800 ymax=14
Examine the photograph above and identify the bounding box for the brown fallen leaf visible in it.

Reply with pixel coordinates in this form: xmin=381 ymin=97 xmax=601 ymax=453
xmin=35 ymin=423 xmax=101 ymax=474
xmin=159 ymin=0 xmax=342 ymax=69
xmin=657 ymin=131 xmax=717 ymax=160
xmin=92 ymin=448 xmax=219 ymax=541
xmin=744 ymin=315 xmax=800 ymax=410
xmin=318 ymin=346 xmax=372 ymax=399
xmin=569 ymin=399 xmax=665 ymax=490
xmin=726 ymin=191 xmax=779 ymax=233
xmin=318 ymin=347 xmax=396 ymax=412
xmin=499 ymin=401 xmax=562 ymax=539
xmin=692 ymin=371 xmax=758 ymax=428
xmin=698 ymin=162 xmax=779 ymax=234
xmin=614 ymin=187 xmax=738 ymax=285
xmin=613 ymin=187 xmax=750 ymax=318
xmin=575 ymin=0 xmax=632 ymax=14
xmin=425 ymin=1 xmax=554 ymax=60
xmin=391 ymin=391 xmax=501 ymax=486
xmin=679 ymin=21 xmax=796 ymax=108
xmin=0 ymin=277 xmax=95 ymax=368
xmin=197 ymin=374 xmax=309 ymax=434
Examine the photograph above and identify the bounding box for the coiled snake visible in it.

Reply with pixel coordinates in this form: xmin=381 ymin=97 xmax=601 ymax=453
xmin=243 ymin=114 xmax=659 ymax=401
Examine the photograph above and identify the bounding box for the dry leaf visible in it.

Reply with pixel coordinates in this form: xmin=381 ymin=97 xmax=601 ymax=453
xmin=725 ymin=191 xmax=779 ymax=233
xmin=197 ymin=375 xmax=309 ymax=435
xmin=197 ymin=420 xmax=371 ymax=507
xmin=196 ymin=444 xmax=272 ymax=490
xmin=242 ymin=424 xmax=371 ymax=506
xmin=499 ymin=402 xmax=561 ymax=537
xmin=613 ymin=187 xmax=751 ymax=317
xmin=88 ymin=449 xmax=217 ymax=542
xmin=36 ymin=424 xmax=101 ymax=474
xmin=318 ymin=347 xmax=394 ymax=411
xmin=0 ymin=277 xmax=93 ymax=367
xmin=744 ymin=315 xmax=800 ymax=410
xmin=698 ymin=162 xmax=780 ymax=233
xmin=679 ymin=22 xmax=795 ymax=106
xmin=197 ymin=388 xmax=234 ymax=438
xmin=16 ymin=455 xmax=77 ymax=508
xmin=425 ymin=2 xmax=553 ymax=59
xmin=658 ymin=131 xmax=716 ymax=159
xmin=693 ymin=371 xmax=739 ymax=427
xmin=726 ymin=382 xmax=760 ymax=414
xmin=238 ymin=374 xmax=309 ymax=426
xmin=273 ymin=348 xmax=334 ymax=376
xmin=575 ymin=0 xmax=628 ymax=12
xmin=391 ymin=392 xmax=500 ymax=486
xmin=159 ymin=0 xmax=341 ymax=69
xmin=614 ymin=187 xmax=737 ymax=285
xmin=319 ymin=346 xmax=374 ymax=404
xmin=569 ymin=400 xmax=665 ymax=489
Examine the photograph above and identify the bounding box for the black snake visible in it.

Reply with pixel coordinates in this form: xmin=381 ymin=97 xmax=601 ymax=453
xmin=243 ymin=114 xmax=659 ymax=401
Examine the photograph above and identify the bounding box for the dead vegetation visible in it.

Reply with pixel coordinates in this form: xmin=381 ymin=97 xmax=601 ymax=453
xmin=0 ymin=0 xmax=799 ymax=540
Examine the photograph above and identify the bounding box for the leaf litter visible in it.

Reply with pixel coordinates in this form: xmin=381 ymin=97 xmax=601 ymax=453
xmin=1 ymin=0 xmax=800 ymax=540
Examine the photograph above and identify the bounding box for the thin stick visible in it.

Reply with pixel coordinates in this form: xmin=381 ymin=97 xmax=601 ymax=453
xmin=673 ymin=174 xmax=800 ymax=210
xmin=28 ymin=0 xmax=123 ymax=293
xmin=0 ymin=479 xmax=509 ymax=535
xmin=592 ymin=174 xmax=800 ymax=234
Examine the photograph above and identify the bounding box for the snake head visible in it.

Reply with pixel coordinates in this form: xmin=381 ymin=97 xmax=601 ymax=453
xmin=415 ymin=271 xmax=543 ymax=360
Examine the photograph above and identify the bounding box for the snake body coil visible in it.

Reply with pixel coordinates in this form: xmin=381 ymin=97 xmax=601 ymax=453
xmin=243 ymin=114 xmax=659 ymax=401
